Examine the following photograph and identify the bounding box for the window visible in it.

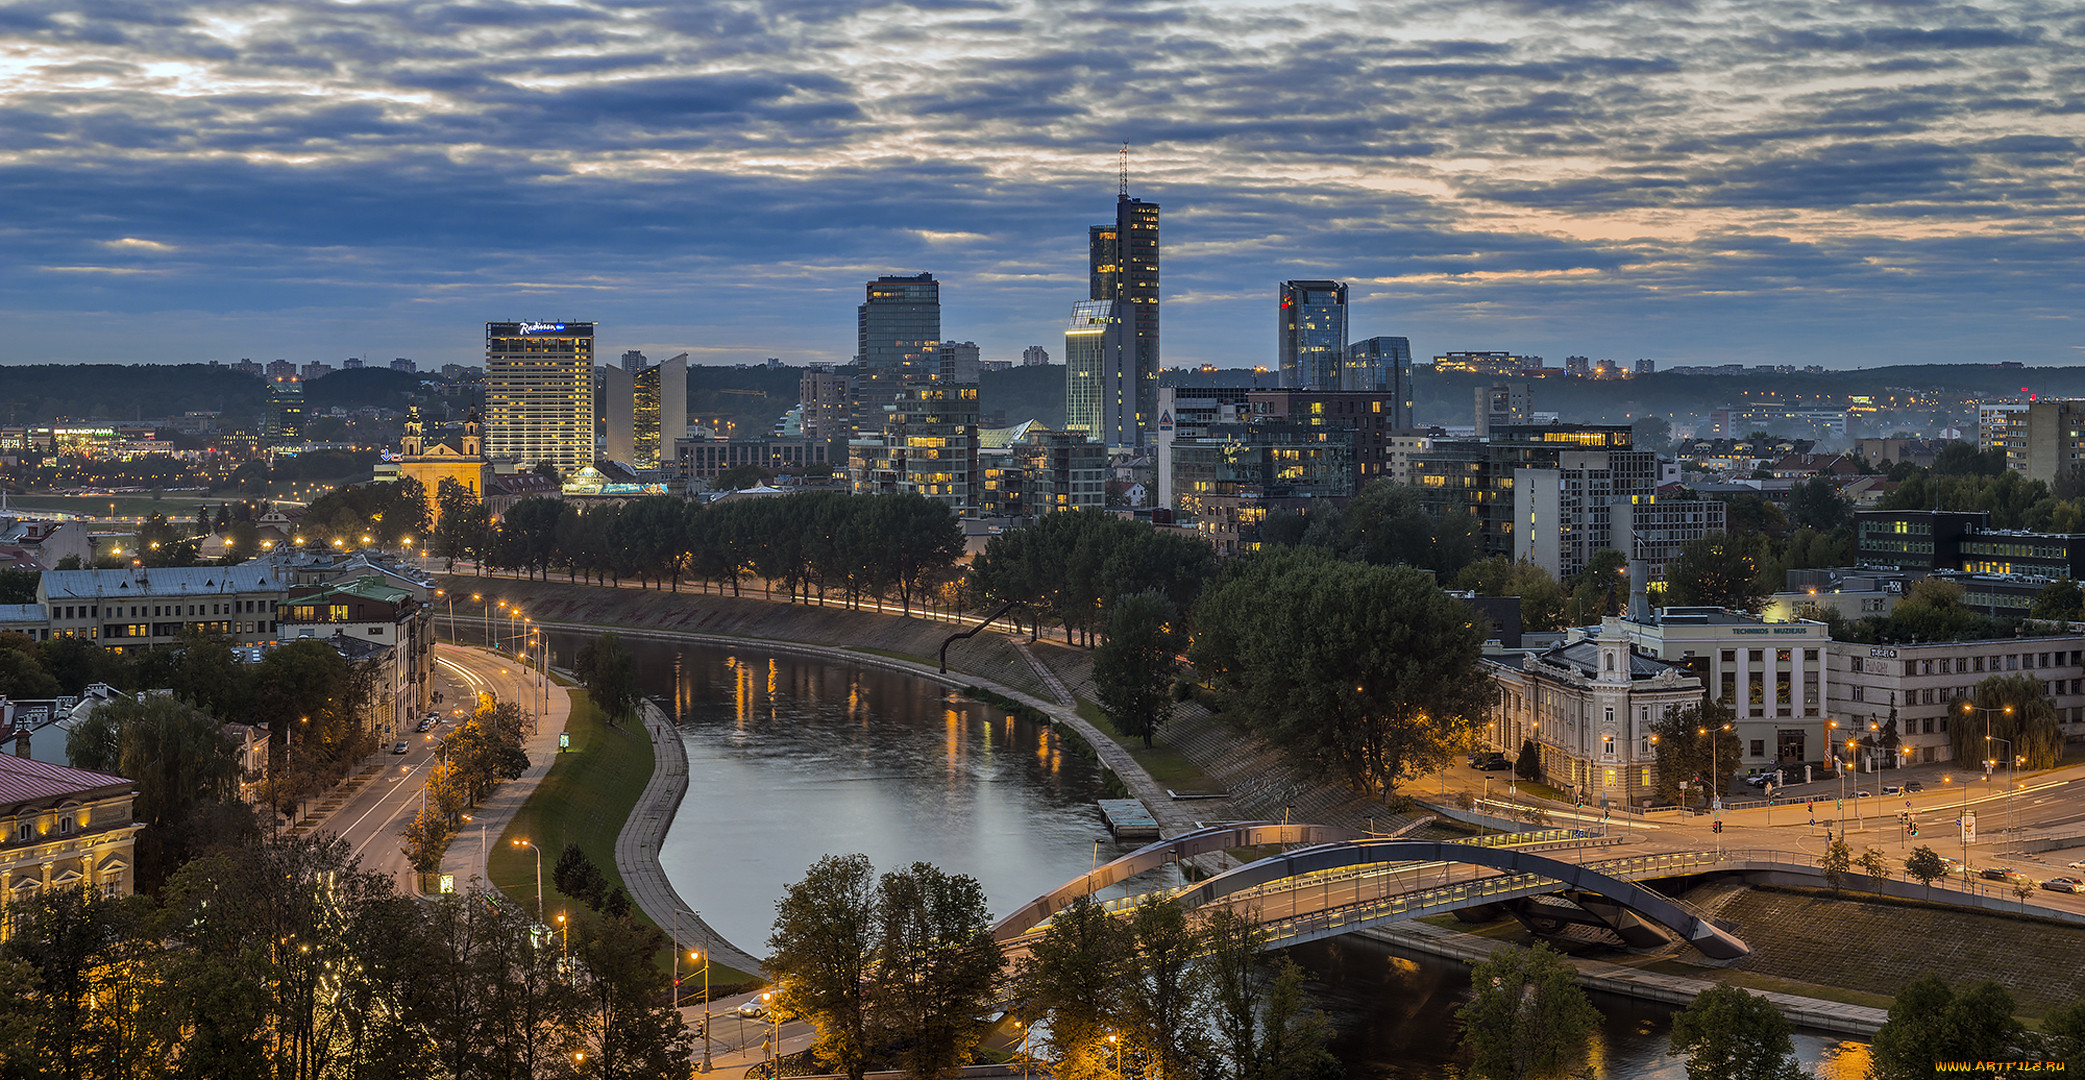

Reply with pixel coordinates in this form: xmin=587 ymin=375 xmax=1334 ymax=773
xmin=15 ymin=822 xmax=31 ymax=842
xmin=2007 ymin=655 xmax=2019 ymax=671
xmin=1851 ymin=685 xmax=1865 ymax=701
xmin=1602 ymin=734 xmax=1616 ymax=757
xmin=101 ymin=873 xmax=123 ymax=899
xmin=57 ymin=817 xmax=73 ymax=835
xmin=1751 ymin=739 xmax=1766 ymax=757
xmin=1974 ymin=655 xmax=1985 ymax=672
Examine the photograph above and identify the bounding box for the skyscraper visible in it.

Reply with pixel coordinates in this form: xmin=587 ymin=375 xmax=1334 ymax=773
xmin=1064 ymin=300 xmax=1136 ymax=447
xmin=486 ymin=321 xmax=595 ymax=474
xmin=1278 ymin=280 xmax=1348 ymax=390
xmin=1346 ymin=335 xmax=1414 ymax=425
xmin=600 ymin=364 xmax=635 ymax=463
xmin=264 ymin=377 xmax=303 ymax=441
xmin=1086 ymin=182 xmax=1159 ymax=446
xmin=854 ymin=273 xmax=941 ymax=438
xmin=633 ymin=353 xmax=686 ymax=468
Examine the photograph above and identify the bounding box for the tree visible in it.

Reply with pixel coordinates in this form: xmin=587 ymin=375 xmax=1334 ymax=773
xmin=2041 ymin=999 xmax=2085 ymax=1073
xmin=1666 ymin=984 xmax=1806 ymax=1080
xmin=1903 ymin=845 xmax=1948 ymax=897
xmin=1013 ymin=894 xmax=1135 ymax=1080
xmin=1648 ymin=699 xmax=1740 ymax=807
xmin=710 ymin=463 xmax=774 ymax=491
xmin=1122 ymin=897 xmax=1208 ymax=1080
xmin=1092 ymin=591 xmax=1178 ymax=748
xmin=1191 ymin=549 xmax=1490 ymax=796
xmin=570 ymin=914 xmax=692 ymax=1080
xmin=2029 ymin=578 xmax=2084 ymax=622
xmin=65 ymin=693 xmax=249 ymax=890
xmin=574 ymin=632 xmax=638 ymax=727
xmin=1456 ymin=943 xmax=1599 ymax=1080
xmin=1515 ymin=737 xmax=1541 ymax=781
xmin=1858 ymin=846 xmax=1892 ymax=886
xmin=768 ymin=854 xmax=879 ymax=1080
xmin=1953 ymin=673 xmax=2064 ymax=771
xmin=1870 ymin=975 xmax=2026 ymax=1080
xmin=1630 ymin=415 xmax=1672 ymax=455
xmin=1818 ymin=836 xmax=1851 ymax=892
xmin=1784 ymin=475 xmax=1850 ymax=532
xmin=868 ymin=863 xmax=1005 ymax=1080
xmin=1454 ymin=557 xmax=1570 ymax=633
xmin=1661 ymin=531 xmax=1770 ymax=611
xmin=1201 ymin=908 xmax=1336 ymax=1080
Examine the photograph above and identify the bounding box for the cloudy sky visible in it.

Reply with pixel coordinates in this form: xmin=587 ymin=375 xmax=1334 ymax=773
xmin=3 ymin=0 xmax=2081 ymax=369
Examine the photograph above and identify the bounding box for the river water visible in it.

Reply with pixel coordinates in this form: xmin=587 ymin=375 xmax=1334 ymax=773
xmin=548 ymin=631 xmax=1871 ymax=1079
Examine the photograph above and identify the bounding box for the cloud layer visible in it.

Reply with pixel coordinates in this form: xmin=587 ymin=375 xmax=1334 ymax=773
xmin=2 ymin=0 xmax=2081 ymax=367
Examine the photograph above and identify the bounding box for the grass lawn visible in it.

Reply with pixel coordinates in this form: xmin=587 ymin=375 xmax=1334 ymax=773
xmin=480 ymin=690 xmax=756 ymax=987
xmin=1073 ymin=697 xmax=1218 ymax=792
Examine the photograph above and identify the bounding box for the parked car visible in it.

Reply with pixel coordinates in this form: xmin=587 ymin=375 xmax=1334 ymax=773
xmin=391 ymin=741 xmax=410 ymax=755
xmin=1469 ymin=752 xmax=1512 ymax=772
xmin=416 ymin=718 xmax=434 ymax=732
xmin=1902 ymin=780 xmax=1924 ymax=793
xmin=2040 ymin=877 xmax=2085 ymax=894
xmin=1981 ymin=867 xmax=2029 ymax=883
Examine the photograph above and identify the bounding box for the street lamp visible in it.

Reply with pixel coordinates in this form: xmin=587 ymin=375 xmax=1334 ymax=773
xmin=688 ymin=947 xmax=712 ymax=1072
xmin=1986 ymin=734 xmax=2018 ymax=854
xmin=511 ymin=839 xmax=543 ymax=922
xmin=1107 ymin=1032 xmax=1122 ymax=1078
xmin=1962 ymin=701 xmax=2015 ymax=777
xmin=556 ymin=911 xmax=569 ymax=969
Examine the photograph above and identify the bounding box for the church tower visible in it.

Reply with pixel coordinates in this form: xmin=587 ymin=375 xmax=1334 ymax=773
xmin=402 ymin=406 xmax=424 ymax=457
xmin=462 ymin=407 xmax=483 ymax=458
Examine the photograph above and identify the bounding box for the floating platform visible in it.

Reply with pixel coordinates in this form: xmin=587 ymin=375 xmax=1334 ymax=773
xmin=1098 ymin=799 xmax=1161 ymax=840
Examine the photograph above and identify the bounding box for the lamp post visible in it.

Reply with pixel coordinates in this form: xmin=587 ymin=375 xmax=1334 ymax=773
xmin=511 ymin=839 xmax=543 ymax=923
xmin=1107 ymin=1032 xmax=1122 ymax=1078
xmin=1986 ymin=735 xmax=2017 ymax=854
xmin=1962 ymin=701 xmax=2015 ymax=777
xmin=688 ymin=947 xmax=712 ymax=1073
xmin=556 ymin=911 xmax=568 ymax=970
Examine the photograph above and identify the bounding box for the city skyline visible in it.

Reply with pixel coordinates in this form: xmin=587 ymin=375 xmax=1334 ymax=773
xmin=1 ymin=2 xmax=2080 ymax=369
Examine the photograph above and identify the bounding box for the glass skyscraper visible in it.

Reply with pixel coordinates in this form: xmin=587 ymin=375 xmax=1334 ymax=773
xmin=1278 ymin=280 xmax=1349 ymax=390
xmin=486 ymin=321 xmax=595 ymax=474
xmin=1064 ymin=299 xmax=1135 ymax=447
xmin=1085 ymin=195 xmax=1159 ymax=446
xmin=854 ymin=273 xmax=941 ymax=438
xmin=1345 ymin=335 xmax=1415 ymax=426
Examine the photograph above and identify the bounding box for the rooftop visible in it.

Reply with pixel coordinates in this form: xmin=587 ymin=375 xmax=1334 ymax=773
xmin=0 ymin=754 xmax=131 ymax=806
xmin=41 ymin=564 xmax=279 ymax=600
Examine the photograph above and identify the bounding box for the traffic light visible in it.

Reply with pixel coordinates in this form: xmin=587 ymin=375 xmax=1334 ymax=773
xmin=1909 ymin=825 xmax=1919 ymax=837
xmin=1712 ymin=819 xmax=1723 ymax=834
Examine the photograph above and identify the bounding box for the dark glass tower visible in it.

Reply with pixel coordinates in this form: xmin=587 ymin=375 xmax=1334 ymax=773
xmin=1086 ymin=195 xmax=1159 ymax=446
xmin=1278 ymin=280 xmax=1348 ymax=390
xmin=854 ymin=273 xmax=941 ymax=438
xmin=1345 ymin=335 xmax=1415 ymax=425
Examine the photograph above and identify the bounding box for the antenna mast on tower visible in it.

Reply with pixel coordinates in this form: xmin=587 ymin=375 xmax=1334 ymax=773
xmin=1119 ymin=141 xmax=1129 ymax=199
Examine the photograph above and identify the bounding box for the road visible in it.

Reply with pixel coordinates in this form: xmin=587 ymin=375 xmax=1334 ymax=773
xmin=314 ymin=644 xmax=551 ymax=893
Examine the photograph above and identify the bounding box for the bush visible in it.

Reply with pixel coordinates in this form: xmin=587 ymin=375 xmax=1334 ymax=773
xmin=1515 ymin=738 xmax=1541 ymax=781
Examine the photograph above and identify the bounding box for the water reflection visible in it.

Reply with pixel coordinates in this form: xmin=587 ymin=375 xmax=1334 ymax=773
xmin=550 ymin=631 xmax=1870 ymax=1079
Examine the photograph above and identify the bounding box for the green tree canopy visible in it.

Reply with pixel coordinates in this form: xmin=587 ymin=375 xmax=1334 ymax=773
xmin=1660 ymin=531 xmax=1770 ymax=611
xmin=1869 ymin=975 xmax=2026 ymax=1080
xmin=1454 ymin=556 xmax=1570 ymax=632
xmin=1648 ymin=698 xmax=1739 ymax=807
xmin=1456 ymin=943 xmax=1599 ymax=1080
xmin=1091 ymin=591 xmax=1178 ymax=749
xmin=1667 ymin=984 xmax=1807 ymax=1080
xmin=1950 ymin=672 xmax=2064 ymax=771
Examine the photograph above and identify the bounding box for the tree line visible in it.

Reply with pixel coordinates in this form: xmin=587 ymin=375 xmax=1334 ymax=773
xmin=400 ymin=700 xmax=533 ymax=876
xmin=0 ymin=832 xmax=692 ymax=1080
xmin=763 ymin=854 xmax=1339 ymax=1080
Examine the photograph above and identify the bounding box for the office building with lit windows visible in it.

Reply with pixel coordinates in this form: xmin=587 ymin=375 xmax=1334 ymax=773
xmin=1411 ymin=425 xmax=1654 ymax=572
xmin=855 ymin=274 xmax=941 ymax=438
xmin=1277 ymin=280 xmax=1348 ymax=390
xmin=633 ymin=354 xmax=686 ymax=468
xmin=1064 ymin=300 xmax=1136 ymax=448
xmin=486 ymin=321 xmax=596 ymax=475
xmin=1344 ymin=336 xmax=1413 ymax=420
xmin=265 ymin=377 xmax=304 ymax=441
xmin=1087 ymin=193 xmax=1159 ymax=445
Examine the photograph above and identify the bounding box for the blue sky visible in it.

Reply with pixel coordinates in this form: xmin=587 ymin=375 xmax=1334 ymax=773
xmin=2 ymin=0 xmax=2081 ymax=369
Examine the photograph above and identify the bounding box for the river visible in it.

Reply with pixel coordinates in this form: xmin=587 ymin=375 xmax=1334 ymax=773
xmin=547 ymin=631 xmax=1871 ymax=1079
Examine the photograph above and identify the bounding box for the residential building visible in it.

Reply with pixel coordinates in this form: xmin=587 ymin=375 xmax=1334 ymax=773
xmin=276 ymin=575 xmax=433 ymax=737
xmin=621 ymin=349 xmax=648 ymax=372
xmin=1608 ymin=494 xmax=1727 ymax=579
xmin=673 ymin=436 xmax=831 ymax=484
xmin=633 ymin=354 xmax=687 ymax=469
xmin=1412 ymin=425 xmax=1652 ymax=570
xmin=1088 ymin=190 xmax=1160 ymax=445
xmin=2016 ymin=399 xmax=2085 ymax=486
xmin=850 ymin=381 xmax=981 ymax=514
xmin=977 ymin=426 xmax=1108 ymax=523
xmin=1978 ymin=402 xmax=2028 ymax=473
xmin=1022 ymin=346 xmax=1051 ymax=366
xmin=1277 ymin=280 xmax=1348 ymax=390
xmin=394 ymin=406 xmax=491 ymax=522
xmin=1485 ymin=617 xmax=1704 ymax=807
xmin=938 ymin=341 xmax=981 ymax=383
xmin=599 ymin=364 xmax=635 ymax=464
xmin=0 ymin=755 xmax=143 ymax=919
xmin=1826 ymin=636 xmax=2085 ymax=766
xmin=1475 ymin=383 xmax=1531 ymax=437
xmin=485 ymin=321 xmax=596 ymax=474
xmin=1171 ymin=422 xmax=1356 ymax=556
xmin=1151 ymin=386 xmax=1256 ymax=509
xmin=1065 ymin=299 xmax=1137 ymax=447
xmin=266 ymin=359 xmax=298 ymax=380
xmin=798 ymin=369 xmax=850 ymax=444
xmin=1344 ymin=336 xmax=1414 ymax=422
xmin=1509 ymin=447 xmax=1660 ymax=580
xmin=25 ymin=565 xmax=288 ymax=649
xmin=341 ymin=357 xmax=364 ymax=371
xmin=0 ymin=519 xmax=92 ymax=572
xmin=300 ymin=361 xmax=334 ymax=381
xmin=854 ymin=273 xmax=941 ymax=439
xmin=1434 ymin=352 xmax=1533 ymax=376
xmin=1244 ymin=389 xmax=1409 ymax=487
xmin=390 ymin=358 xmax=416 ymax=373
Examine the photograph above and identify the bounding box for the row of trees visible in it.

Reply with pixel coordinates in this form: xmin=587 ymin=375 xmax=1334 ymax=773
xmin=436 ymin=487 xmax=964 ymax=615
xmin=971 ymin=507 xmax=1215 ymax=644
xmin=402 ymin=700 xmax=533 ymax=875
xmin=762 ymin=854 xmax=1338 ymax=1080
xmin=0 ymin=832 xmax=692 ymax=1080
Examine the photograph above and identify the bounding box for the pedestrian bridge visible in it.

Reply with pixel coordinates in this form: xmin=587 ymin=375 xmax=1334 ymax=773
xmin=993 ymin=822 xmax=1748 ymax=960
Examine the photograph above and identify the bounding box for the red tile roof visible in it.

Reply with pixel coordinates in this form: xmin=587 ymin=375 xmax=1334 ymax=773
xmin=0 ymin=755 xmax=132 ymax=805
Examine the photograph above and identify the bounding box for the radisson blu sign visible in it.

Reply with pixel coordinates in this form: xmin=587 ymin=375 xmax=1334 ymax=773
xmin=518 ymin=322 xmax=567 ymax=334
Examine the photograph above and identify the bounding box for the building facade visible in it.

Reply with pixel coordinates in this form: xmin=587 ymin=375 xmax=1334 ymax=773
xmin=632 ymin=354 xmax=686 ymax=469
xmin=1978 ymin=402 xmax=2028 ymax=473
xmin=486 ymin=321 xmax=596 ymax=474
xmin=1277 ymin=280 xmax=1348 ymax=391
xmin=1344 ymin=336 xmax=1414 ymax=422
xmin=855 ymin=274 xmax=941 ymax=439
xmin=1622 ymin=607 xmax=1831 ymax=770
xmin=395 ymin=406 xmax=491 ymax=522
xmin=978 ymin=428 xmax=1108 ymax=522
xmin=1064 ymin=300 xmax=1137 ymax=448
xmin=1825 ymin=636 xmax=2085 ymax=767
xmin=673 ymin=437 xmax=831 ymax=484
xmin=277 ymin=576 xmax=433 ymax=738
xmin=798 ymin=369 xmax=851 ymax=444
xmin=1088 ymin=194 xmax=1160 ymax=446
xmin=0 ymin=756 xmax=143 ymax=925
xmin=1171 ymin=422 xmax=1356 ymax=557
xmin=265 ymin=377 xmax=304 ymax=441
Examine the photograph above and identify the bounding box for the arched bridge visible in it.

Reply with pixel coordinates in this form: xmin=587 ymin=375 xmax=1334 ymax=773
xmin=995 ymin=823 xmax=1748 ymax=961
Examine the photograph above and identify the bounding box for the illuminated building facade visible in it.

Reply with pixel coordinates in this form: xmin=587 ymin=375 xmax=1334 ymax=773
xmin=1087 ymin=193 xmax=1159 ymax=445
xmin=1277 ymin=280 xmax=1348 ymax=391
xmin=265 ymin=377 xmax=304 ymax=441
xmin=633 ymin=354 xmax=686 ymax=468
xmin=855 ymin=274 xmax=941 ymax=439
xmin=1171 ymin=422 xmax=1356 ymax=557
xmin=1064 ymin=300 xmax=1136 ymax=447
xmin=395 ymin=406 xmax=490 ymax=522
xmin=1344 ymin=335 xmax=1414 ymax=421
xmin=486 ymin=321 xmax=595 ymax=474
xmin=0 ymin=756 xmax=143 ymax=923
xmin=1412 ymin=425 xmax=1651 ymax=569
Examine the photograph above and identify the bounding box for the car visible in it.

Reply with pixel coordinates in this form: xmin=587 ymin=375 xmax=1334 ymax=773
xmin=1744 ymin=772 xmax=1776 ymax=788
xmin=2041 ymin=877 xmax=2085 ymax=894
xmin=1903 ymin=781 xmax=1924 ymax=793
xmin=416 ymin=718 xmax=434 ymax=732
xmin=1855 ymin=790 xmax=1872 ymax=798
xmin=1981 ymin=867 xmax=2029 ymax=883
xmin=736 ymin=1000 xmax=768 ymax=1019
xmin=391 ymin=741 xmax=410 ymax=755
xmin=1882 ymin=784 xmax=1902 ymax=795
xmin=2070 ymin=860 xmax=2085 ymax=871
xmin=1469 ymin=752 xmax=1512 ymax=772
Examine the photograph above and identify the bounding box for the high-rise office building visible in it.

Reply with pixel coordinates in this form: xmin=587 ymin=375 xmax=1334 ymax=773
xmin=1345 ymin=335 xmax=1414 ymax=425
xmin=938 ymin=340 xmax=981 ymax=383
xmin=486 ymin=321 xmax=595 ymax=474
xmin=854 ymin=273 xmax=941 ymax=438
xmin=1278 ymin=280 xmax=1348 ymax=390
xmin=633 ymin=354 xmax=686 ymax=468
xmin=1087 ymin=189 xmax=1159 ymax=445
xmin=264 ymin=377 xmax=303 ymax=441
xmin=1064 ymin=300 xmax=1137 ymax=447
xmin=600 ymin=364 xmax=635 ymax=463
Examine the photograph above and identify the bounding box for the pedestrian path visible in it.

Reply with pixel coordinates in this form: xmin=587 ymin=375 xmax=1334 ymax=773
xmin=618 ymin=698 xmax=768 ymax=976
